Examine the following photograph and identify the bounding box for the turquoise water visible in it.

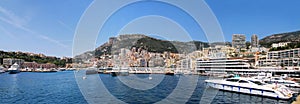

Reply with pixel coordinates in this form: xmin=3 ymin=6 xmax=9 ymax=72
xmin=0 ymin=72 xmax=293 ymax=104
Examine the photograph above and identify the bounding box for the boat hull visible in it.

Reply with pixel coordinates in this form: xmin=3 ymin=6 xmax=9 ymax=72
xmin=111 ymin=71 xmax=129 ymax=76
xmin=8 ymin=70 xmax=20 ymax=74
xmin=165 ymin=72 xmax=174 ymax=75
xmin=0 ymin=71 xmax=5 ymax=74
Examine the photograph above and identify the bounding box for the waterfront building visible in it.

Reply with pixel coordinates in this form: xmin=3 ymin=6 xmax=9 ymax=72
xmin=196 ymin=58 xmax=251 ymax=71
xmin=3 ymin=58 xmax=24 ymax=66
xmin=178 ymin=58 xmax=192 ymax=69
xmin=40 ymin=63 xmax=57 ymax=69
xmin=22 ymin=62 xmax=57 ymax=69
xmin=232 ymin=34 xmax=246 ymax=49
xmin=22 ymin=62 xmax=39 ymax=69
xmin=148 ymin=56 xmax=164 ymax=67
xmin=258 ymin=48 xmax=300 ymax=69
xmin=251 ymin=34 xmax=259 ymax=47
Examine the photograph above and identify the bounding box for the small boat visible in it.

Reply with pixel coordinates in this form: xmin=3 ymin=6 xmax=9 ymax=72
xmin=86 ymin=69 xmax=98 ymax=75
xmin=8 ymin=63 xmax=20 ymax=74
xmin=0 ymin=69 xmax=5 ymax=74
xmin=174 ymin=70 xmax=183 ymax=75
xmin=59 ymin=68 xmax=66 ymax=71
xmin=205 ymin=77 xmax=294 ymax=100
xmin=165 ymin=72 xmax=174 ymax=75
xmin=183 ymin=70 xmax=193 ymax=75
xmin=0 ymin=70 xmax=4 ymax=73
xmin=165 ymin=69 xmax=174 ymax=75
xmin=0 ymin=66 xmax=5 ymax=74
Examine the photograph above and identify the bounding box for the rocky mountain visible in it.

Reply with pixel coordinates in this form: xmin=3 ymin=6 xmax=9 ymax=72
xmin=74 ymin=34 xmax=209 ymax=61
xmin=260 ymin=30 xmax=300 ymax=47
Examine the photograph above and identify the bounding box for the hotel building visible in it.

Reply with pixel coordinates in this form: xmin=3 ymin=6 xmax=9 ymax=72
xmin=258 ymin=48 xmax=300 ymax=70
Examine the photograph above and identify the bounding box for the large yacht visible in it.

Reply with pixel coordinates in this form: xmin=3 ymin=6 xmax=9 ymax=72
xmin=205 ymin=77 xmax=294 ymax=100
xmin=8 ymin=63 xmax=20 ymax=74
xmin=111 ymin=67 xmax=129 ymax=76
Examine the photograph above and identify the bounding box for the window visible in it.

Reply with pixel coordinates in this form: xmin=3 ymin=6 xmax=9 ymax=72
xmin=238 ymin=80 xmax=249 ymax=83
xmin=250 ymin=81 xmax=264 ymax=85
xmin=226 ymin=78 xmax=239 ymax=82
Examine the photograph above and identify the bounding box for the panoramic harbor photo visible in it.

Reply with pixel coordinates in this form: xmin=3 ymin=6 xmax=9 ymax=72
xmin=1 ymin=0 xmax=300 ymax=104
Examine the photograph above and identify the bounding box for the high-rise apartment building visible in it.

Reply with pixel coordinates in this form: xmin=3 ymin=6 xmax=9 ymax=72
xmin=251 ymin=34 xmax=259 ymax=47
xmin=232 ymin=34 xmax=246 ymax=49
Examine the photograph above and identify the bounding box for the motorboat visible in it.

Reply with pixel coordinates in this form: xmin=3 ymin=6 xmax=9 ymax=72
xmin=8 ymin=63 xmax=20 ymax=74
xmin=205 ymin=77 xmax=294 ymax=100
xmin=165 ymin=69 xmax=174 ymax=75
xmin=263 ymin=77 xmax=300 ymax=88
xmin=0 ymin=66 xmax=5 ymax=74
xmin=253 ymin=72 xmax=300 ymax=88
xmin=86 ymin=69 xmax=98 ymax=75
xmin=174 ymin=70 xmax=183 ymax=75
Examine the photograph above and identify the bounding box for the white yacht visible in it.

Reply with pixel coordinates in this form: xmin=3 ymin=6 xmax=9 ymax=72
xmin=111 ymin=67 xmax=129 ymax=76
xmin=174 ymin=70 xmax=183 ymax=75
xmin=263 ymin=77 xmax=300 ymax=88
xmin=8 ymin=63 xmax=20 ymax=74
xmin=253 ymin=72 xmax=300 ymax=88
xmin=0 ymin=66 xmax=5 ymax=74
xmin=205 ymin=77 xmax=294 ymax=100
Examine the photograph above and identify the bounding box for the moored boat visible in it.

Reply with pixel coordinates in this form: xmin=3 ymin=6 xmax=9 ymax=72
xmin=8 ymin=63 xmax=20 ymax=74
xmin=111 ymin=67 xmax=129 ymax=76
xmin=165 ymin=72 xmax=174 ymax=75
xmin=174 ymin=70 xmax=183 ymax=75
xmin=205 ymin=77 xmax=294 ymax=100
xmin=263 ymin=77 xmax=300 ymax=88
xmin=0 ymin=66 xmax=5 ymax=74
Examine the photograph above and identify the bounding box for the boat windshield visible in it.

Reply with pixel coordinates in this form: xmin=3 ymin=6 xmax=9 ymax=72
xmin=238 ymin=80 xmax=249 ymax=83
xmin=250 ymin=80 xmax=265 ymax=85
xmin=226 ymin=78 xmax=239 ymax=82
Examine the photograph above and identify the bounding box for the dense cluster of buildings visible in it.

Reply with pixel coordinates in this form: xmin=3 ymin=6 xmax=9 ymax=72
xmin=258 ymin=48 xmax=300 ymax=70
xmin=89 ymin=34 xmax=300 ymax=70
xmin=0 ymin=52 xmax=72 ymax=69
xmin=0 ymin=58 xmax=57 ymax=69
xmin=3 ymin=34 xmax=298 ymax=71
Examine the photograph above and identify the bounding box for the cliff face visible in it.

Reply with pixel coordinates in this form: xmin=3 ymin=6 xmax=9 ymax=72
xmin=260 ymin=30 xmax=300 ymax=47
xmin=75 ymin=34 xmax=209 ymax=61
xmin=96 ymin=34 xmax=209 ymax=55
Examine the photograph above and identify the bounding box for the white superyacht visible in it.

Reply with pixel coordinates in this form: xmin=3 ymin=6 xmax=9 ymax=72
xmin=205 ymin=77 xmax=294 ymax=100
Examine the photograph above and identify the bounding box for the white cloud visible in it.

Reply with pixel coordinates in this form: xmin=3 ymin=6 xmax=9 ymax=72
xmin=38 ymin=35 xmax=68 ymax=48
xmin=58 ymin=20 xmax=73 ymax=32
xmin=0 ymin=25 xmax=15 ymax=38
xmin=0 ymin=6 xmax=68 ymax=48
xmin=0 ymin=6 xmax=28 ymax=27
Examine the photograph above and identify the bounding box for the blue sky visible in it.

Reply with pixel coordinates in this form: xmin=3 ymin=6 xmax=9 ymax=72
xmin=0 ymin=0 xmax=300 ymax=57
